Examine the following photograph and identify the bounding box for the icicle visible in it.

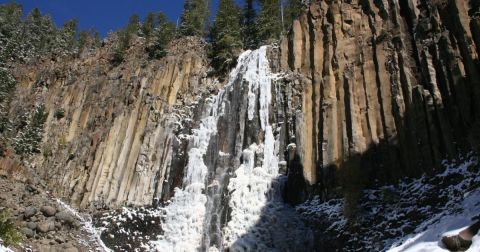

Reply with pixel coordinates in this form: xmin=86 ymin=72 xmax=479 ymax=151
xmin=152 ymin=50 xmax=253 ymax=252
xmin=223 ymin=46 xmax=282 ymax=249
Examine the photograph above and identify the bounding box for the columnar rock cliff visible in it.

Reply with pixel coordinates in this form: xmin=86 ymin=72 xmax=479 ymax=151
xmin=11 ymin=37 xmax=219 ymax=209
xmin=7 ymin=0 xmax=480 ymax=211
xmin=2 ymin=1 xmax=480 ymax=251
xmin=280 ymin=0 xmax=480 ymax=200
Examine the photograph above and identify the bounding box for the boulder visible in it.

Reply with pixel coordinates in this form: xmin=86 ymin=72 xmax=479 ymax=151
xmin=55 ymin=211 xmax=75 ymax=224
xmin=24 ymin=207 xmax=37 ymax=218
xmin=20 ymin=227 xmax=34 ymax=238
xmin=26 ymin=221 xmax=37 ymax=230
xmin=64 ymin=247 xmax=79 ymax=252
xmin=37 ymin=221 xmax=55 ymax=233
xmin=40 ymin=206 xmax=57 ymax=217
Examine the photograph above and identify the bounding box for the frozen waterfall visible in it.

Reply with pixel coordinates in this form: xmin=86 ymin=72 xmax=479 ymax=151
xmin=152 ymin=46 xmax=311 ymax=252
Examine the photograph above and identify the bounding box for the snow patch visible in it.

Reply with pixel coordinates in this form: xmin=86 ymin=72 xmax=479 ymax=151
xmin=0 ymin=243 xmax=12 ymax=252
xmin=388 ymin=190 xmax=480 ymax=252
xmin=297 ymin=155 xmax=480 ymax=251
xmin=56 ymin=199 xmax=112 ymax=252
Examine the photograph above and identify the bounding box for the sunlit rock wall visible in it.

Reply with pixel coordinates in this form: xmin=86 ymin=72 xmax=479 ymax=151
xmin=12 ymin=37 xmax=219 ymax=208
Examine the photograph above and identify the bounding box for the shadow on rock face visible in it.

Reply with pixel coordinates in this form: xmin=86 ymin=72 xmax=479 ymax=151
xmin=227 ymin=176 xmax=315 ymax=252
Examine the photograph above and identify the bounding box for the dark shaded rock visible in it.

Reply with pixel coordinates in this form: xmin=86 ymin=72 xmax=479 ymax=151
xmin=26 ymin=221 xmax=37 ymax=230
xmin=20 ymin=227 xmax=34 ymax=238
xmin=55 ymin=236 xmax=65 ymax=244
xmin=55 ymin=211 xmax=75 ymax=224
xmin=24 ymin=207 xmax=37 ymax=218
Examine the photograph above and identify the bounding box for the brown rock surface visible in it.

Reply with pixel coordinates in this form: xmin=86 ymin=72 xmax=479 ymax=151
xmin=3 ymin=0 xmax=480 ymax=221
xmin=280 ymin=0 xmax=480 ymax=200
xmin=10 ymin=37 xmax=218 ymax=209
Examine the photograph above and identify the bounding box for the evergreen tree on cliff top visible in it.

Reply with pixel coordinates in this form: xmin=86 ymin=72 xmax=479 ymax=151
xmin=54 ymin=19 xmax=78 ymax=56
xmin=24 ymin=8 xmax=57 ymax=58
xmin=147 ymin=12 xmax=175 ymax=59
xmin=142 ymin=12 xmax=156 ymax=39
xmin=0 ymin=3 xmax=23 ymax=63
xmin=242 ymin=0 xmax=259 ymax=49
xmin=257 ymin=0 xmax=283 ymax=44
xmin=179 ymin=0 xmax=210 ymax=37
xmin=283 ymin=0 xmax=303 ymax=30
xmin=210 ymin=0 xmax=243 ymax=74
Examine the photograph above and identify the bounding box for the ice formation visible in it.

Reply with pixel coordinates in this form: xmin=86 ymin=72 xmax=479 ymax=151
xmin=151 ymin=47 xmax=310 ymax=252
xmin=222 ymin=46 xmax=282 ymax=247
xmin=152 ymin=49 xmax=260 ymax=251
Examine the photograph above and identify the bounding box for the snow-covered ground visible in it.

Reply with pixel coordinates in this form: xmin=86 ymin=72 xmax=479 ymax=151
xmin=388 ymin=189 xmax=480 ymax=251
xmin=0 ymin=243 xmax=12 ymax=252
xmin=297 ymin=154 xmax=480 ymax=251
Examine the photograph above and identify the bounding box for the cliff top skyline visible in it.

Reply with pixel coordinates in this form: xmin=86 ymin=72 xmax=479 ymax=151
xmin=1 ymin=0 xmax=244 ymax=37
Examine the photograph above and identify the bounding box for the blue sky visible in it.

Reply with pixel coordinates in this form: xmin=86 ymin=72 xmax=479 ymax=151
xmin=0 ymin=0 xmax=244 ymax=37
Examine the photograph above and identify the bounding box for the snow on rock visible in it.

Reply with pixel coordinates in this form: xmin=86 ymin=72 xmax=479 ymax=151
xmin=222 ymin=46 xmax=313 ymax=251
xmin=388 ymin=189 xmax=480 ymax=252
xmin=223 ymin=46 xmax=281 ymax=247
xmin=297 ymin=154 xmax=480 ymax=251
xmin=0 ymin=243 xmax=12 ymax=252
xmin=56 ymin=199 xmax=112 ymax=252
xmin=151 ymin=49 xmax=256 ymax=252
xmin=151 ymin=105 xmax=219 ymax=252
xmin=93 ymin=207 xmax=164 ymax=251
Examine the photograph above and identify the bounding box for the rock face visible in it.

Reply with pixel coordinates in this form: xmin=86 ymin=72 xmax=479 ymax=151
xmin=11 ymin=37 xmax=219 ymax=209
xmin=5 ymin=0 xmax=480 ymax=221
xmin=3 ymin=1 xmax=480 ymax=250
xmin=279 ymin=0 xmax=480 ymax=200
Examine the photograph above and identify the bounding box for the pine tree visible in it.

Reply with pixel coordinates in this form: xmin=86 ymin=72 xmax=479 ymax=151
xmin=24 ymin=8 xmax=57 ymax=58
xmin=13 ymin=104 xmax=47 ymax=157
xmin=257 ymin=0 xmax=283 ymax=44
xmin=78 ymin=29 xmax=88 ymax=53
xmin=24 ymin=7 xmax=43 ymax=55
xmin=0 ymin=3 xmax=23 ymax=63
xmin=110 ymin=28 xmax=129 ymax=66
xmin=127 ymin=14 xmax=140 ymax=36
xmin=142 ymin=12 xmax=156 ymax=39
xmin=55 ymin=19 xmax=78 ymax=56
xmin=210 ymin=0 xmax=243 ymax=74
xmin=0 ymin=68 xmax=16 ymax=135
xmin=146 ymin=12 xmax=175 ymax=59
xmin=111 ymin=14 xmax=139 ymax=65
xmin=283 ymin=0 xmax=303 ymax=30
xmin=0 ymin=68 xmax=16 ymax=105
xmin=89 ymin=28 xmax=102 ymax=48
xmin=179 ymin=0 xmax=210 ymax=37
xmin=242 ymin=0 xmax=259 ymax=49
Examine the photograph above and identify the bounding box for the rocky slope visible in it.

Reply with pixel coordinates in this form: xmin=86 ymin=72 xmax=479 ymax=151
xmin=0 ymin=158 xmax=105 ymax=251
